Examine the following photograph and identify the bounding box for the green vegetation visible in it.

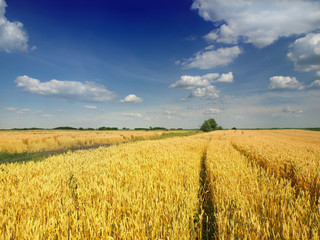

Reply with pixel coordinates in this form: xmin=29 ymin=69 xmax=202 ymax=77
xmin=134 ymin=127 xmax=168 ymax=131
xmin=54 ymin=126 xmax=78 ymax=130
xmin=304 ymin=128 xmax=320 ymax=131
xmin=200 ymin=118 xmax=223 ymax=132
xmin=150 ymin=130 xmax=200 ymax=140
xmin=0 ymin=151 xmax=53 ymax=165
xmin=98 ymin=127 xmax=118 ymax=130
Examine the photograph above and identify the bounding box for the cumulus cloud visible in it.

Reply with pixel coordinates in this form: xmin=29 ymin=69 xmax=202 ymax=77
xmin=15 ymin=75 xmax=116 ymax=102
xmin=287 ymin=33 xmax=320 ymax=72
xmin=170 ymin=72 xmax=234 ymax=100
xmin=268 ymin=76 xmax=305 ymax=90
xmin=216 ymin=72 xmax=233 ymax=83
xmin=119 ymin=94 xmax=143 ymax=103
xmin=0 ymin=0 xmax=29 ymax=52
xmin=170 ymin=72 xmax=233 ymax=90
xmin=192 ymin=0 xmax=320 ymax=48
xmin=190 ymin=86 xmax=220 ymax=99
xmin=179 ymin=45 xmax=241 ymax=69
xmin=309 ymin=80 xmax=320 ymax=89
xmin=169 ymin=75 xmax=211 ymax=90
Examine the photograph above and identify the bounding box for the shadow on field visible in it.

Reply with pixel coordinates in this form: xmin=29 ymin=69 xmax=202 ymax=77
xmin=0 ymin=143 xmax=112 ymax=165
xmin=197 ymin=149 xmax=218 ymax=240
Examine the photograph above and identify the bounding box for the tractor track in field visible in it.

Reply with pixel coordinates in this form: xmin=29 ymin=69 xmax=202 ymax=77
xmin=197 ymin=147 xmax=218 ymax=240
xmin=0 ymin=143 xmax=115 ymax=165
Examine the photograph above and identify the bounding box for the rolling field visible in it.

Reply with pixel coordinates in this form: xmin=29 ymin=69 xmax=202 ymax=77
xmin=0 ymin=130 xmax=319 ymax=239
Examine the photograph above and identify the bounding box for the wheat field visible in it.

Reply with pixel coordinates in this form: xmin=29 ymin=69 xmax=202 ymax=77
xmin=0 ymin=129 xmax=319 ymax=239
xmin=0 ymin=136 xmax=207 ymax=239
xmin=0 ymin=130 xmax=165 ymax=153
xmin=205 ymin=130 xmax=320 ymax=239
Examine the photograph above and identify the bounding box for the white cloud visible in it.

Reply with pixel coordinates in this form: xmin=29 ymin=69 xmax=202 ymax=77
xmin=169 ymin=75 xmax=211 ymax=90
xmin=121 ymin=113 xmax=143 ymax=118
xmin=272 ymin=106 xmax=304 ymax=117
xmin=202 ymin=73 xmax=220 ymax=81
xmin=42 ymin=114 xmax=52 ymax=118
xmin=121 ymin=112 xmax=151 ymax=121
xmin=179 ymin=46 xmax=241 ymax=69
xmin=204 ymin=108 xmax=221 ymax=115
xmin=164 ymin=110 xmax=182 ymax=120
xmin=16 ymin=108 xmax=31 ymax=114
xmin=119 ymin=94 xmax=143 ymax=103
xmin=170 ymin=72 xmax=233 ymax=90
xmin=316 ymin=71 xmax=320 ymax=78
xmin=0 ymin=0 xmax=29 ymax=52
xmin=216 ymin=72 xmax=233 ymax=83
xmin=282 ymin=106 xmax=303 ymax=116
xmin=15 ymin=75 xmax=116 ymax=102
xmin=287 ymin=33 xmax=320 ymax=72
xmin=5 ymin=107 xmax=30 ymax=114
xmin=190 ymin=86 xmax=220 ymax=99
xmin=84 ymin=105 xmax=98 ymax=110
xmin=268 ymin=76 xmax=305 ymax=90
xmin=309 ymin=80 xmax=320 ymax=89
xmin=170 ymin=72 xmax=233 ymax=100
xmin=5 ymin=107 xmax=17 ymax=111
xmin=192 ymin=0 xmax=320 ymax=48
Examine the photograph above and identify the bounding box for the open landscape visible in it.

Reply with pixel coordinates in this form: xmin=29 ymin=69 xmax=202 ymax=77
xmin=0 ymin=129 xmax=319 ymax=239
xmin=2 ymin=0 xmax=320 ymax=239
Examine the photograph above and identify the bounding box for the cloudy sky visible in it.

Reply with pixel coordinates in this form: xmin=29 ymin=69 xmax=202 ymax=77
xmin=1 ymin=0 xmax=320 ymax=129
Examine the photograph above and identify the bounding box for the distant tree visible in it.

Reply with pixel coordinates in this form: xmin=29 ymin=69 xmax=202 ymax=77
xmin=200 ymin=118 xmax=222 ymax=132
xmin=150 ymin=127 xmax=168 ymax=131
xmin=54 ymin=126 xmax=77 ymax=130
xmin=134 ymin=128 xmax=148 ymax=131
xmin=98 ymin=127 xmax=118 ymax=130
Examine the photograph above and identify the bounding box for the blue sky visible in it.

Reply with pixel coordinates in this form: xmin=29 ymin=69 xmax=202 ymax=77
xmin=1 ymin=0 xmax=320 ymax=129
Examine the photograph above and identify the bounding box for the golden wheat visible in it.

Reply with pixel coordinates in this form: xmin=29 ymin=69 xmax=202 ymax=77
xmin=230 ymin=130 xmax=320 ymax=205
xmin=205 ymin=131 xmax=320 ymax=239
xmin=0 ymin=136 xmax=208 ymax=239
xmin=1 ymin=129 xmax=319 ymax=239
xmin=0 ymin=130 xmax=166 ymax=153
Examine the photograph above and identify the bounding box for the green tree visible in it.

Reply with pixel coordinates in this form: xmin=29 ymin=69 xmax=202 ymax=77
xmin=200 ymin=118 xmax=222 ymax=132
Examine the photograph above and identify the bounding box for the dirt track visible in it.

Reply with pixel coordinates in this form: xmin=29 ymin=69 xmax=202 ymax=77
xmin=0 ymin=143 xmax=115 ymax=165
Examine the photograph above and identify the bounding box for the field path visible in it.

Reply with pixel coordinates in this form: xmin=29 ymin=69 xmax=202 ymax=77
xmin=198 ymin=145 xmax=218 ymax=239
xmin=0 ymin=143 xmax=114 ymax=165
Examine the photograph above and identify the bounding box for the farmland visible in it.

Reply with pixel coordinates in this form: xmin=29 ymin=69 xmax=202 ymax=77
xmin=0 ymin=130 xmax=169 ymax=154
xmin=0 ymin=129 xmax=319 ymax=239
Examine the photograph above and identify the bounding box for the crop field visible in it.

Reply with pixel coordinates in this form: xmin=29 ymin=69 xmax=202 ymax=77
xmin=0 ymin=130 xmax=168 ymax=154
xmin=0 ymin=129 xmax=319 ymax=239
